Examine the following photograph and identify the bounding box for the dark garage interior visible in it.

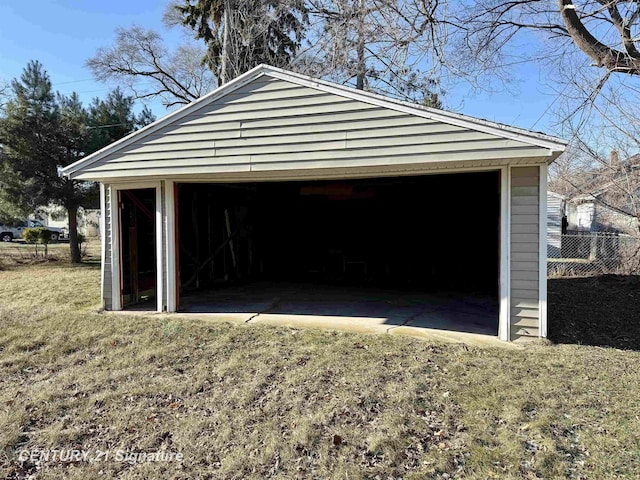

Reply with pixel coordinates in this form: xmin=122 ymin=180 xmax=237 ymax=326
xmin=119 ymin=188 xmax=157 ymax=307
xmin=175 ymin=171 xmax=501 ymax=335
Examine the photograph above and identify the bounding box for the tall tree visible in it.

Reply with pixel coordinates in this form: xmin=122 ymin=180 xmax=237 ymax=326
xmin=0 ymin=80 xmax=31 ymax=223
xmin=87 ymin=88 xmax=155 ymax=151
xmin=0 ymin=80 xmax=9 ymax=110
xmin=173 ymin=0 xmax=309 ymax=84
xmin=558 ymin=0 xmax=640 ymax=75
xmin=0 ymin=163 xmax=32 ymax=224
xmin=0 ymin=61 xmax=87 ymax=261
xmin=300 ymin=0 xmax=443 ymax=106
xmin=87 ymin=1 xmax=308 ymax=107
xmin=446 ymin=0 xmax=640 ymax=93
xmin=87 ymin=26 xmax=217 ymax=108
xmin=0 ymin=61 xmax=155 ymax=263
xmin=57 ymin=92 xmax=92 ymax=262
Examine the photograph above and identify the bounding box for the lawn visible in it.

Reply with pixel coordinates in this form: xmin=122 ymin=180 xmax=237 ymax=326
xmin=1 ymin=249 xmax=639 ymax=479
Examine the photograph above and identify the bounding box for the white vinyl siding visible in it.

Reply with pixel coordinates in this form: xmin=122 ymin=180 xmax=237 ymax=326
xmin=103 ymin=184 xmax=113 ymax=310
xmin=75 ymin=67 xmax=565 ymax=340
xmin=510 ymin=166 xmax=540 ymax=340
xmin=74 ymin=76 xmax=552 ymax=180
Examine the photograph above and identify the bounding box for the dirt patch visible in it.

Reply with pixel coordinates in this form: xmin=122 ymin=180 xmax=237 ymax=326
xmin=548 ymin=275 xmax=640 ymax=350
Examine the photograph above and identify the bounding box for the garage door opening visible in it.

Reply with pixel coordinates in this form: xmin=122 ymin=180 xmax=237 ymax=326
xmin=119 ymin=188 xmax=157 ymax=308
xmin=175 ymin=171 xmax=501 ymax=335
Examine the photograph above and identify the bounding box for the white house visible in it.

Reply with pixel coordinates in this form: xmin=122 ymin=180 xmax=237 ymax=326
xmin=32 ymin=205 xmax=101 ymax=237
xmin=61 ymin=65 xmax=567 ymax=341
xmin=566 ymin=193 xmax=638 ymax=234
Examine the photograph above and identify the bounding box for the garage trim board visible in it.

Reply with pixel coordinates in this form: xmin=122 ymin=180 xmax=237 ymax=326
xmin=62 ymin=65 xmax=567 ymax=342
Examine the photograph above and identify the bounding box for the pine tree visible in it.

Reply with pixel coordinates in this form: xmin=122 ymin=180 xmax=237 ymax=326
xmin=175 ymin=0 xmax=309 ymax=84
xmin=0 ymin=61 xmax=155 ymax=263
xmin=87 ymin=88 xmax=155 ymax=152
xmin=56 ymin=92 xmax=92 ymax=262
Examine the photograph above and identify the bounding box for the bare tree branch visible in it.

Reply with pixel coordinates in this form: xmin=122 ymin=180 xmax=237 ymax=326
xmin=559 ymin=0 xmax=640 ymax=74
xmin=86 ymin=26 xmax=216 ymax=108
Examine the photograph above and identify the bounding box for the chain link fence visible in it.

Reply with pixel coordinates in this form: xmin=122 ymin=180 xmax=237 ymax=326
xmin=548 ymin=232 xmax=640 ymax=277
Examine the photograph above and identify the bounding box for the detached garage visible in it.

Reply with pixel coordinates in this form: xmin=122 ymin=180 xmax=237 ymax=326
xmin=62 ymin=65 xmax=566 ymax=342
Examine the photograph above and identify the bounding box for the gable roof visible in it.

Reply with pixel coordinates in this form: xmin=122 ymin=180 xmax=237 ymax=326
xmin=547 ymin=191 xmax=565 ymax=199
xmin=62 ymin=64 xmax=568 ymax=179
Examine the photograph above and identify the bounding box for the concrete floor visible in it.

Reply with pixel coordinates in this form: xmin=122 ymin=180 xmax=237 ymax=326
xmin=179 ymin=282 xmax=499 ymax=337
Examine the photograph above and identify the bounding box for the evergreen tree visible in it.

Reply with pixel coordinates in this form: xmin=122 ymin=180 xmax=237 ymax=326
xmin=87 ymin=88 xmax=155 ymax=152
xmin=0 ymin=162 xmax=32 ymax=224
xmin=0 ymin=61 xmax=155 ymax=262
xmin=174 ymin=0 xmax=309 ymax=84
xmin=56 ymin=92 xmax=92 ymax=262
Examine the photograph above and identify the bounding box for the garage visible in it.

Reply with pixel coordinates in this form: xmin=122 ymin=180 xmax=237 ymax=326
xmin=175 ymin=172 xmax=500 ymax=334
xmin=61 ymin=64 xmax=567 ymax=341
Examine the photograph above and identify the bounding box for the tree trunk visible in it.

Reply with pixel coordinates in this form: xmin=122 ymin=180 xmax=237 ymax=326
xmin=355 ymin=0 xmax=366 ymax=90
xmin=68 ymin=205 xmax=81 ymax=263
xmin=221 ymin=0 xmax=234 ymax=84
xmin=558 ymin=0 xmax=640 ymax=74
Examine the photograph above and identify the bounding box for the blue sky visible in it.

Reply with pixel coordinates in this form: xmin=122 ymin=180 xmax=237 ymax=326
xmin=0 ymin=0 xmax=560 ymax=134
xmin=0 ymin=1 xmax=175 ymax=113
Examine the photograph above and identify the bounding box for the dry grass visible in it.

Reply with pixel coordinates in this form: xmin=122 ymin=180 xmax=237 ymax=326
xmin=0 ymin=239 xmax=99 ymax=270
xmin=1 ymin=253 xmax=639 ymax=478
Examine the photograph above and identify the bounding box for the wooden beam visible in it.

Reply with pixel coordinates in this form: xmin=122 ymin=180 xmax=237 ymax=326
xmin=182 ymin=221 xmax=246 ymax=289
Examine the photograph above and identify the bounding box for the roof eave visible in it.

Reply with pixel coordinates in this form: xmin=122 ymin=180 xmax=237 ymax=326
xmin=61 ymin=64 xmax=272 ymax=177
xmin=62 ymin=64 xmax=568 ymax=178
xmin=262 ymin=65 xmax=569 ymax=152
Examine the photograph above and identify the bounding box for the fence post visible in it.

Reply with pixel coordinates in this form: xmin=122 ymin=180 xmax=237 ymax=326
xmin=589 ymin=234 xmax=598 ymax=261
xmin=549 ymin=232 xmax=639 ymax=277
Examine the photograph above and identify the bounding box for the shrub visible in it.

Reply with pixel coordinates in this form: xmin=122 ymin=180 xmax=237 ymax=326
xmin=22 ymin=228 xmax=40 ymax=245
xmin=77 ymin=233 xmax=87 ymax=257
xmin=22 ymin=227 xmax=53 ymax=257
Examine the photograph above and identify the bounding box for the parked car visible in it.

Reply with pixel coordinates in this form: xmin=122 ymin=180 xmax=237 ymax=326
xmin=0 ymin=220 xmax=65 ymax=242
xmin=0 ymin=221 xmax=20 ymax=242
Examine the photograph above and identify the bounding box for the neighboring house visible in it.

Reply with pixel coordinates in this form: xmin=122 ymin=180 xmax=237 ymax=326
xmin=561 ymin=152 xmax=640 ymax=235
xmin=60 ymin=65 xmax=567 ymax=342
xmin=547 ymin=189 xmax=638 ymax=264
xmin=565 ymin=193 xmax=638 ymax=235
xmin=32 ymin=206 xmax=101 ymax=237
